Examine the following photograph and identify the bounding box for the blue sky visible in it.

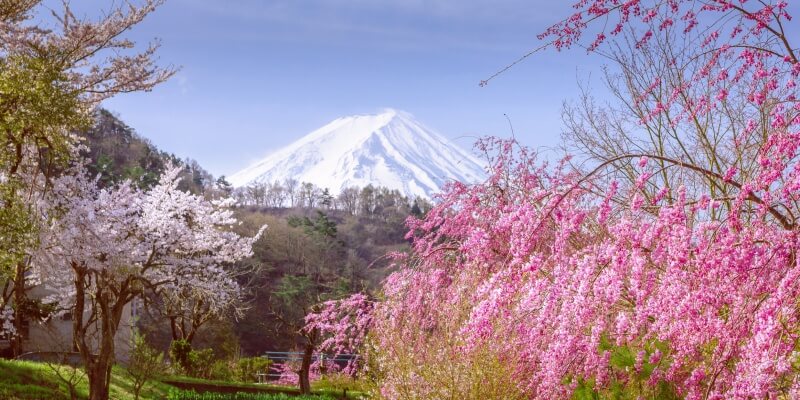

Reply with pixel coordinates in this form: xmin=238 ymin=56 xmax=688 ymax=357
xmin=76 ymin=1 xmax=609 ymax=177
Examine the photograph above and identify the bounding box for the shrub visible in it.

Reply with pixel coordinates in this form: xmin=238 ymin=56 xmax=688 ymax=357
xmin=209 ymin=360 xmax=234 ymax=382
xmin=235 ymin=357 xmax=271 ymax=383
xmin=127 ymin=334 xmax=165 ymax=400
xmin=170 ymin=340 xmax=193 ymax=373
xmin=169 ymin=340 xmax=220 ymax=379
xmin=187 ymin=348 xmax=215 ymax=379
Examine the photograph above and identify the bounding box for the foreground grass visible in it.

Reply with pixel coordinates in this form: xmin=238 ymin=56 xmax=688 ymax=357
xmin=166 ymin=389 xmax=336 ymax=399
xmin=0 ymin=359 xmax=365 ymax=399
xmin=0 ymin=358 xmax=172 ymax=400
xmin=164 ymin=375 xmax=292 ymax=391
xmin=165 ymin=376 xmax=364 ymax=399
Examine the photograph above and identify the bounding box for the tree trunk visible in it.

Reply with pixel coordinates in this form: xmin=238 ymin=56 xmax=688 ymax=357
xmin=11 ymin=261 xmax=25 ymax=357
xmin=169 ymin=316 xmax=179 ymax=341
xmin=86 ymin=361 xmax=112 ymax=400
xmin=74 ymin=268 xmax=129 ymax=400
xmin=298 ymin=342 xmax=314 ymax=395
xmin=83 ymin=287 xmax=113 ymax=400
xmin=73 ymin=268 xmax=106 ymax=400
xmin=86 ymin=294 xmax=127 ymax=400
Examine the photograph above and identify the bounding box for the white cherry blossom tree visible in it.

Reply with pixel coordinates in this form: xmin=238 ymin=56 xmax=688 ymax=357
xmin=36 ymin=164 xmax=264 ymax=400
xmin=0 ymin=0 xmax=175 ymax=354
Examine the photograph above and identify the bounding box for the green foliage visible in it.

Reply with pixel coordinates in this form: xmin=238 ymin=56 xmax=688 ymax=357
xmin=0 ymin=54 xmax=89 ymax=173
xmin=311 ymin=373 xmax=370 ymax=394
xmin=0 ymin=52 xmax=91 ymax=352
xmin=571 ymin=338 xmax=679 ymax=400
xmin=0 ymin=359 xmax=172 ymax=400
xmin=15 ymin=297 xmax=56 ymax=322
xmin=274 ymin=275 xmax=316 ymax=309
xmin=287 ymin=211 xmax=338 ymax=238
xmin=0 ymin=181 xmax=37 ymax=276
xmin=45 ymin=359 xmax=86 ymax=400
xmin=169 ymin=341 xmax=218 ymax=380
xmin=166 ymin=389 xmax=335 ymax=400
xmin=232 ymin=205 xmax=408 ymax=355
xmin=128 ymin=335 xmax=165 ymax=400
xmin=205 ymin=321 xmax=242 ymax=362
xmin=162 ymin=375 xmax=284 ymax=389
xmin=235 ymin=357 xmax=272 ymax=383
xmin=187 ymin=349 xmax=216 ymax=379
xmin=320 ymin=189 xmax=333 ymax=208
xmin=170 ymin=340 xmax=193 ymax=373
xmin=207 ymin=360 xmax=234 ymax=382
xmin=410 ymin=200 xmax=422 ymax=217
xmin=216 ymin=176 xmax=233 ymax=196
xmin=79 ymin=109 xmax=215 ymax=195
xmin=81 ymin=109 xmax=169 ymax=190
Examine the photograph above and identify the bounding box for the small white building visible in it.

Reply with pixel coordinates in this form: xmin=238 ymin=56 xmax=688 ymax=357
xmin=2 ymin=285 xmax=138 ymax=364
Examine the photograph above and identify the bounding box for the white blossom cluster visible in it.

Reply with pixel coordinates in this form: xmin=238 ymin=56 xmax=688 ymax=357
xmin=0 ymin=0 xmax=174 ymax=105
xmin=0 ymin=305 xmax=14 ymax=337
xmin=34 ymin=163 xmax=265 ymax=317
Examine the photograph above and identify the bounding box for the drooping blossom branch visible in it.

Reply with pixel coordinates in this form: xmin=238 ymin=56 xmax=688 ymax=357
xmin=302 ymin=293 xmax=374 ymax=375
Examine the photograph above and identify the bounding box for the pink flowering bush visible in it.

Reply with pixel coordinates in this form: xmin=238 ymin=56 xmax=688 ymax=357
xmin=369 ymin=141 xmax=598 ymax=399
xmin=316 ymin=2 xmax=800 ymax=399
xmin=367 ymin=1 xmax=800 ymax=396
xmin=371 ymin=132 xmax=800 ymax=398
xmin=271 ymin=361 xmax=317 ymax=386
xmin=270 ymin=357 xmax=339 ymax=386
xmin=303 ymin=293 xmax=373 ymax=376
xmin=279 ymin=294 xmax=371 ymax=389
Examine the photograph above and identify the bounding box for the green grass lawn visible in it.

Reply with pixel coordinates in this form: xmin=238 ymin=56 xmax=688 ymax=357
xmin=165 ymin=390 xmax=337 ymax=399
xmin=0 ymin=358 xmax=172 ymax=400
xmin=0 ymin=359 xmax=365 ymax=399
xmin=163 ymin=376 xmax=363 ymax=399
xmin=162 ymin=375 xmax=294 ymax=391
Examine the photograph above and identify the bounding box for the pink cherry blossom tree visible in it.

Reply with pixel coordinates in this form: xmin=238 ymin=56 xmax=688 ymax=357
xmin=368 ymin=1 xmax=800 ymax=399
xmin=304 ymin=294 xmax=373 ymax=367
xmin=287 ymin=294 xmax=373 ymax=394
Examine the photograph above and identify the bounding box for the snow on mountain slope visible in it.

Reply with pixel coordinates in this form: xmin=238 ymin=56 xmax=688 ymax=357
xmin=229 ymin=109 xmax=486 ymax=199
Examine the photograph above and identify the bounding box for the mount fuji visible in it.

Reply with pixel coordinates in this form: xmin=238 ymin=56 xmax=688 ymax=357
xmin=229 ymin=109 xmax=486 ymax=199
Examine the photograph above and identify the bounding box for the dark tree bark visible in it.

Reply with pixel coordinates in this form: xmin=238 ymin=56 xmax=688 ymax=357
xmin=11 ymin=261 xmax=25 ymax=357
xmin=73 ymin=266 xmax=133 ymax=400
xmin=298 ymin=341 xmax=314 ymax=395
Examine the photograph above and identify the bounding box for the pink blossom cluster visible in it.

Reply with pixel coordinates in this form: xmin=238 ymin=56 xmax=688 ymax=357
xmin=270 ymin=358 xmax=340 ymax=386
xmin=541 ymin=0 xmax=798 ymax=132
xmin=303 ymin=293 xmax=373 ymax=375
xmin=371 ymin=136 xmax=800 ymax=398
xmin=310 ymin=2 xmax=800 ymax=398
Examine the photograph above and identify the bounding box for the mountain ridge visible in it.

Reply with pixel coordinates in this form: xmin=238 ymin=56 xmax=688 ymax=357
xmin=229 ymin=109 xmax=486 ymax=198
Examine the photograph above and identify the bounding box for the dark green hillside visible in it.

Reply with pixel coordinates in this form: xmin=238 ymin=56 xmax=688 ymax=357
xmin=79 ymin=109 xmax=212 ymax=194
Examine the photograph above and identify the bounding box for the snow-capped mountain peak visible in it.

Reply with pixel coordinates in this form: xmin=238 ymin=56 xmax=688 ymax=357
xmin=229 ymin=109 xmax=486 ymax=199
